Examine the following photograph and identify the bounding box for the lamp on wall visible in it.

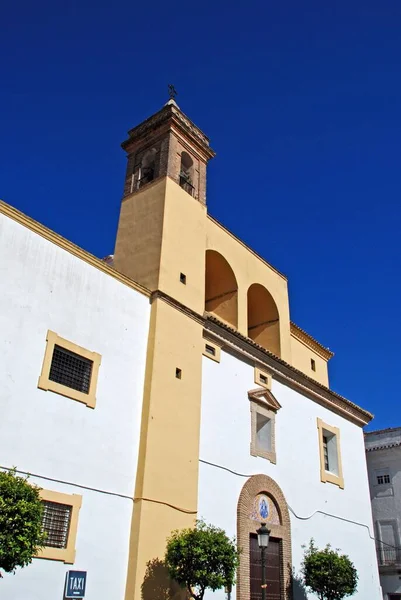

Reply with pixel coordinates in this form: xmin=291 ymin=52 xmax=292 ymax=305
xmin=257 ymin=523 xmax=271 ymax=600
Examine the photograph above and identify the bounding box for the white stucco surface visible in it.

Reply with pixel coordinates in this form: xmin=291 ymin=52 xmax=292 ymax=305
xmin=198 ymin=350 xmax=382 ymax=599
xmin=0 ymin=214 xmax=150 ymax=599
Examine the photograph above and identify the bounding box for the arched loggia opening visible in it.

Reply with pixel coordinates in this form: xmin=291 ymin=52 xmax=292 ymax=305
xmin=247 ymin=283 xmax=280 ymax=357
xmin=205 ymin=250 xmax=238 ymax=328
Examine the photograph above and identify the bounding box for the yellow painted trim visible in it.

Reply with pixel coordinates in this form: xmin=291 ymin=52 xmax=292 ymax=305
xmin=254 ymin=366 xmax=272 ymax=390
xmin=207 ymin=215 xmax=287 ymax=281
xmin=38 ymin=330 xmax=101 ymax=408
xmin=37 ymin=489 xmax=82 ymax=564
xmin=290 ymin=322 xmax=334 ymax=361
xmin=317 ymin=418 xmax=344 ymax=489
xmin=202 ymin=339 xmax=221 ymax=363
xmin=124 ymin=296 xmax=202 ymax=600
xmin=0 ymin=200 xmax=150 ymax=298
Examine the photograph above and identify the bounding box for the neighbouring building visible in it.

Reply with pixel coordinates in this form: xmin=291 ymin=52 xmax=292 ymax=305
xmin=366 ymin=428 xmax=401 ymax=600
xmin=0 ymin=97 xmax=382 ymax=600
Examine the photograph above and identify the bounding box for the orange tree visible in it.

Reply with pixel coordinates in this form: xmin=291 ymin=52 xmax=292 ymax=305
xmin=0 ymin=469 xmax=46 ymax=578
xmin=301 ymin=539 xmax=358 ymax=600
xmin=165 ymin=521 xmax=240 ymax=600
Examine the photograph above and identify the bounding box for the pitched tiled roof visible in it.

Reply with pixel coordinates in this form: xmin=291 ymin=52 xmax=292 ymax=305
xmin=205 ymin=313 xmax=373 ymax=424
xmin=290 ymin=322 xmax=334 ymax=359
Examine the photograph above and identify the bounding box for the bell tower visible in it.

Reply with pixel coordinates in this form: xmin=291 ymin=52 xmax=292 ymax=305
xmin=121 ymin=96 xmax=215 ymax=204
xmin=114 ymin=95 xmax=215 ymax=313
xmin=115 ymin=95 xmax=215 ymax=600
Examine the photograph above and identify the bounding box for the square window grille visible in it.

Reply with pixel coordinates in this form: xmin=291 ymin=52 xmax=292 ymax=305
xmin=49 ymin=345 xmax=93 ymax=394
xmin=42 ymin=500 xmax=72 ymax=549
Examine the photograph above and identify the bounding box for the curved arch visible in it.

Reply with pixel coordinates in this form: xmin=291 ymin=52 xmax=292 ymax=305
xmin=247 ymin=283 xmax=281 ymax=357
xmin=180 ymin=151 xmax=193 ymax=174
xmin=205 ymin=250 xmax=238 ymax=328
xmin=139 ymin=148 xmax=158 ymax=186
xmin=237 ymin=474 xmax=292 ymax=600
xmin=179 ymin=151 xmax=195 ymax=195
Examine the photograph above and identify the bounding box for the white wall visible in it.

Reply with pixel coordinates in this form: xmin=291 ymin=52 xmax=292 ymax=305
xmin=198 ymin=350 xmax=382 ymax=600
xmin=0 ymin=214 xmax=150 ymax=599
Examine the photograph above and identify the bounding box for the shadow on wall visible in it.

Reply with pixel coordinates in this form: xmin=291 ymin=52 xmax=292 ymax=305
xmin=141 ymin=558 xmax=185 ymax=600
xmin=289 ymin=569 xmax=308 ymax=600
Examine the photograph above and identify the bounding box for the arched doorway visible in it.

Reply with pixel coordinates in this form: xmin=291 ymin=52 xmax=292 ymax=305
xmin=205 ymin=250 xmax=238 ymax=328
xmin=247 ymin=284 xmax=281 ymax=357
xmin=237 ymin=475 xmax=292 ymax=600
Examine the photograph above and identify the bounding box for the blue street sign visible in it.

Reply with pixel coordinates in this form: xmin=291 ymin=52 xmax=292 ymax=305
xmin=65 ymin=571 xmax=87 ymax=598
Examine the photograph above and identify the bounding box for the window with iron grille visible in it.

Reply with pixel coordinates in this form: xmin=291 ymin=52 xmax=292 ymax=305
xmin=377 ymin=471 xmax=391 ymax=485
xmin=323 ymin=435 xmax=330 ymax=471
xmin=49 ymin=345 xmax=93 ymax=394
xmin=317 ymin=418 xmax=343 ymax=488
xmin=42 ymin=500 xmax=72 ymax=549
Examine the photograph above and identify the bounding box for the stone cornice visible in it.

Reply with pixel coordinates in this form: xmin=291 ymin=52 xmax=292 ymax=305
xmin=290 ymin=322 xmax=334 ymax=361
xmin=0 ymin=201 xmax=151 ymax=298
xmin=365 ymin=442 xmax=401 ymax=452
xmin=151 ymin=292 xmax=373 ymax=426
xmin=204 ymin=315 xmax=373 ymax=427
xmin=122 ymin=103 xmax=215 ymax=160
xmin=0 ymin=201 xmax=372 ymax=428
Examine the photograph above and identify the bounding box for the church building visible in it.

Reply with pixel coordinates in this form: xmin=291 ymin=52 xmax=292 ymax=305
xmin=0 ymin=97 xmax=382 ymax=599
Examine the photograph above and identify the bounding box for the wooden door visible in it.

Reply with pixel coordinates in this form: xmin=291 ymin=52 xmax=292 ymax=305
xmin=250 ymin=534 xmax=281 ymax=600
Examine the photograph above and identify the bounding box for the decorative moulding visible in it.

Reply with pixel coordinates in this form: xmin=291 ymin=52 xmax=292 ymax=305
xmin=248 ymin=388 xmax=281 ymax=412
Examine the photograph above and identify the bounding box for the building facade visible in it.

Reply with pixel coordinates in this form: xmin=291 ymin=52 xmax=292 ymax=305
xmin=0 ymin=206 xmax=151 ymax=599
xmin=0 ymin=98 xmax=382 ymax=599
xmin=366 ymin=428 xmax=401 ymax=600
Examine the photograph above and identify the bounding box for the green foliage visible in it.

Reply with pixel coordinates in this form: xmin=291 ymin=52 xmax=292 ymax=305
xmin=165 ymin=520 xmax=240 ymax=600
xmin=301 ymin=539 xmax=358 ymax=600
xmin=0 ymin=469 xmax=47 ymax=577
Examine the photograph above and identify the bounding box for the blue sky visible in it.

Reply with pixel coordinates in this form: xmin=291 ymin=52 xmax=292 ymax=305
xmin=1 ymin=0 xmax=400 ymax=429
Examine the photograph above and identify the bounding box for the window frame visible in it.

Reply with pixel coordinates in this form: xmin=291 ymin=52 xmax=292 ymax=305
xmin=254 ymin=366 xmax=272 ymax=390
xmin=202 ymin=338 xmax=221 ymax=363
xmin=37 ymin=489 xmax=82 ymax=564
xmin=38 ymin=330 xmax=101 ymax=408
xmin=249 ymin=389 xmax=280 ymax=464
xmin=375 ymin=468 xmax=391 ymax=486
xmin=317 ymin=418 xmax=344 ymax=489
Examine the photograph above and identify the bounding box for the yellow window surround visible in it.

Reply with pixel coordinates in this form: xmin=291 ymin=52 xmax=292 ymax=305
xmin=254 ymin=365 xmax=272 ymax=390
xmin=249 ymin=387 xmax=280 ymax=464
xmin=202 ymin=338 xmax=221 ymax=363
xmin=37 ymin=489 xmax=82 ymax=564
xmin=38 ymin=330 xmax=101 ymax=408
xmin=317 ymin=418 xmax=344 ymax=489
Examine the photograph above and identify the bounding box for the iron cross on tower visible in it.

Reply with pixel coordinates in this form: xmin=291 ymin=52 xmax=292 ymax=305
xmin=168 ymin=84 xmax=177 ymax=100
